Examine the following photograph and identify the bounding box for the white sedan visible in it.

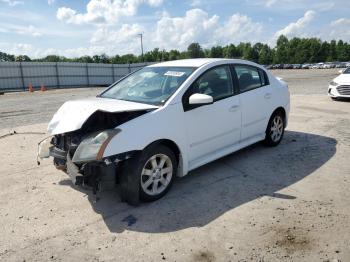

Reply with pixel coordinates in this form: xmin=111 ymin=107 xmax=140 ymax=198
xmin=39 ymin=59 xmax=290 ymax=205
xmin=328 ymin=67 xmax=350 ymax=99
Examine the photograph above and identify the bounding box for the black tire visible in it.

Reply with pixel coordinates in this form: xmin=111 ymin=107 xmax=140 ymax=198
xmin=120 ymin=144 xmax=177 ymax=204
xmin=264 ymin=111 xmax=285 ymax=147
xmin=331 ymin=97 xmax=338 ymax=101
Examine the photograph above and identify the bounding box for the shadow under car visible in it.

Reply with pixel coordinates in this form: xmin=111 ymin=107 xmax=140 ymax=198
xmin=59 ymin=130 xmax=337 ymax=233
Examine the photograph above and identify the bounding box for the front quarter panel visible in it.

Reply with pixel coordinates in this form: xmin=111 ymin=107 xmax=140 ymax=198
xmin=103 ymin=103 xmax=189 ymax=174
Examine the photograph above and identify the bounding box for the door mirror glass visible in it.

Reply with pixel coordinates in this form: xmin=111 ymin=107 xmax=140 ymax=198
xmin=189 ymin=93 xmax=213 ymax=105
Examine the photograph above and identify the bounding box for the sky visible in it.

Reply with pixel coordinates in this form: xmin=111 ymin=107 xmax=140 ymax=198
xmin=0 ymin=0 xmax=349 ymax=58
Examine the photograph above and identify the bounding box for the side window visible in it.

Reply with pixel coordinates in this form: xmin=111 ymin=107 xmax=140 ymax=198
xmin=259 ymin=69 xmax=270 ymax=86
xmin=192 ymin=66 xmax=233 ymax=101
xmin=234 ymin=65 xmax=267 ymax=93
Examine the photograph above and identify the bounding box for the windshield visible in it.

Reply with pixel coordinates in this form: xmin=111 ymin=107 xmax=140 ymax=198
xmin=343 ymin=67 xmax=350 ymax=74
xmin=101 ymin=66 xmax=196 ymax=105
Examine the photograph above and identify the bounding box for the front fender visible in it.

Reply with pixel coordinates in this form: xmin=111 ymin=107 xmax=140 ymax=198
xmin=103 ymin=104 xmax=189 ymax=176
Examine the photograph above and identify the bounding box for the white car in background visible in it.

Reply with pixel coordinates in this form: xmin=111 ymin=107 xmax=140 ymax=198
xmin=328 ymin=67 xmax=350 ymax=99
xmin=38 ymin=59 xmax=290 ymax=205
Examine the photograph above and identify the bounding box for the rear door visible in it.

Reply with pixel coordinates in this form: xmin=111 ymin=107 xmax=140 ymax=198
xmin=233 ymin=64 xmax=273 ymax=141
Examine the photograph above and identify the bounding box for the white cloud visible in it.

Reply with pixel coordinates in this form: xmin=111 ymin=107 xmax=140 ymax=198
xmin=328 ymin=18 xmax=350 ymax=41
xmin=0 ymin=0 xmax=23 ymax=6
xmin=90 ymin=24 xmax=143 ymax=44
xmin=330 ymin=18 xmax=350 ymax=28
xmin=0 ymin=23 xmax=43 ymax=37
xmin=57 ymin=0 xmax=163 ymax=25
xmin=153 ymin=9 xmax=263 ymax=50
xmin=153 ymin=9 xmax=219 ymax=49
xmin=190 ymin=0 xmax=202 ymax=7
xmin=264 ymin=0 xmax=278 ymax=7
xmin=16 ymin=25 xmax=42 ymax=37
xmin=255 ymin=0 xmax=337 ymax=12
xmin=0 ymin=0 xmax=22 ymax=6
xmin=274 ymin=10 xmax=315 ymax=38
xmin=216 ymin=14 xmax=263 ymax=43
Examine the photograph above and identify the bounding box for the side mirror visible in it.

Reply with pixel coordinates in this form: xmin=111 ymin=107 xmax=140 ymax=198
xmin=189 ymin=93 xmax=213 ymax=105
xmin=339 ymin=69 xmax=344 ymax=74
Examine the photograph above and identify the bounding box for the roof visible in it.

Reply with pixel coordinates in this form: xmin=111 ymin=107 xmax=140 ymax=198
xmin=147 ymin=58 xmax=259 ymax=68
xmin=148 ymin=58 xmax=226 ymax=68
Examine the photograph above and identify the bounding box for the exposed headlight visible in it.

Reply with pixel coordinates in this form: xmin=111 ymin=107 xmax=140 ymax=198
xmin=72 ymin=129 xmax=120 ymax=163
xmin=330 ymin=81 xmax=338 ymax=86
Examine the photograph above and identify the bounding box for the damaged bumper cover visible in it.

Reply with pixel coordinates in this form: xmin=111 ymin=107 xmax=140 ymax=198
xmin=38 ymin=134 xmax=139 ymax=203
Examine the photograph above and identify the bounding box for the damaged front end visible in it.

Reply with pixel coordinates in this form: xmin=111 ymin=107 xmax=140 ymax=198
xmin=47 ymin=129 xmax=128 ymax=196
xmin=38 ymin=103 xmax=155 ymax=202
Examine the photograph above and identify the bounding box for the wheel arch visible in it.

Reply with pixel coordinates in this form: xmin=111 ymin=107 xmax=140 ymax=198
xmin=266 ymin=106 xmax=287 ymax=131
xmin=143 ymin=139 xmax=184 ymax=177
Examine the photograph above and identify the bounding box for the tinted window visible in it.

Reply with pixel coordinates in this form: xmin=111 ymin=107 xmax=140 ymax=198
xmin=192 ymin=66 xmax=233 ymax=101
xmin=259 ymin=69 xmax=269 ymax=86
xmin=234 ymin=65 xmax=267 ymax=93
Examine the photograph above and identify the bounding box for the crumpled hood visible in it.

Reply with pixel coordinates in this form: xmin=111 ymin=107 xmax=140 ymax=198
xmin=48 ymin=97 xmax=158 ymax=135
xmin=334 ymin=74 xmax=350 ymax=85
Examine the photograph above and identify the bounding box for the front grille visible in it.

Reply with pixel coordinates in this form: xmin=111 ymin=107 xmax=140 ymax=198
xmin=337 ymin=85 xmax=350 ymax=95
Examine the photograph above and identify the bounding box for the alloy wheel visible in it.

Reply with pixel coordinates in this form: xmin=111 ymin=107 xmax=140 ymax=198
xmin=270 ymin=115 xmax=284 ymax=142
xmin=141 ymin=154 xmax=173 ymax=196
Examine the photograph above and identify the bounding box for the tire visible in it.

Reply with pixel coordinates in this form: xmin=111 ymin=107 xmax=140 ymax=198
xmin=264 ymin=111 xmax=285 ymax=147
xmin=331 ymin=97 xmax=338 ymax=101
xmin=120 ymin=144 xmax=177 ymax=204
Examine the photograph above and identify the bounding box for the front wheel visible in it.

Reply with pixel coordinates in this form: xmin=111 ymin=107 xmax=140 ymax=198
xmin=120 ymin=144 xmax=177 ymax=204
xmin=264 ymin=111 xmax=285 ymax=146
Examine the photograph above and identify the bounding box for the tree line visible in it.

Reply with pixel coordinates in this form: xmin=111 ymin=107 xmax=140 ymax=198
xmin=1 ymin=35 xmax=349 ymax=65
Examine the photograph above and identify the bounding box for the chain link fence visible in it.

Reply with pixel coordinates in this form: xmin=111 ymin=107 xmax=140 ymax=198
xmin=0 ymin=62 xmax=153 ymax=92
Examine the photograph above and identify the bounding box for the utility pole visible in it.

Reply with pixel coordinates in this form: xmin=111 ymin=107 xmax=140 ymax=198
xmin=138 ymin=33 xmax=144 ymax=62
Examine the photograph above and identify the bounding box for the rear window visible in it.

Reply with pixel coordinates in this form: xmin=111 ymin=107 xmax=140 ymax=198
xmin=234 ymin=65 xmax=269 ymax=93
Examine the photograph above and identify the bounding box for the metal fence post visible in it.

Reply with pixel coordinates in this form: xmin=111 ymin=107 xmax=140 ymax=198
xmin=85 ymin=63 xmax=90 ymax=86
xmin=19 ymin=62 xmax=25 ymax=91
xmin=128 ymin=63 xmax=131 ymax=74
xmin=112 ymin=64 xmax=115 ymax=82
xmin=55 ymin=62 xmax=60 ymax=88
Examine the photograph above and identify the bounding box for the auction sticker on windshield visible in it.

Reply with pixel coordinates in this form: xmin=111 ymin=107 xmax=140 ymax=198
xmin=164 ymin=71 xmax=185 ymax=77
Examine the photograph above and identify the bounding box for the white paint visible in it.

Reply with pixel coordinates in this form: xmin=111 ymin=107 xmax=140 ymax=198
xmin=328 ymin=72 xmax=350 ymax=98
xmin=47 ymin=97 xmax=158 ymax=135
xmin=48 ymin=59 xmax=290 ymax=176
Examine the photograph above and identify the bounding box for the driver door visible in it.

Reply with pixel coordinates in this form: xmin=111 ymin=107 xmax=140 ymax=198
xmin=183 ymin=65 xmax=241 ymax=170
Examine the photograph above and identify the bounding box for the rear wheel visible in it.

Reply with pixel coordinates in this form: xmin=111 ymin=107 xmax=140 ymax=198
xmin=264 ymin=111 xmax=285 ymax=146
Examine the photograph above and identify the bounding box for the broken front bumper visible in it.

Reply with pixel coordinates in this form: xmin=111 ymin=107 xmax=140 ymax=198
xmin=38 ymin=138 xmax=116 ymax=193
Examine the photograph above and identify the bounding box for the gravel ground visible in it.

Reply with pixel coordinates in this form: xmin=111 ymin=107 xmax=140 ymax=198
xmin=0 ymin=69 xmax=349 ymax=261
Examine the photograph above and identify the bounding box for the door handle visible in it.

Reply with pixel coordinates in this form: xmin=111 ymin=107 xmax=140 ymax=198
xmin=229 ymin=105 xmax=240 ymax=112
xmin=264 ymin=93 xmax=272 ymax=99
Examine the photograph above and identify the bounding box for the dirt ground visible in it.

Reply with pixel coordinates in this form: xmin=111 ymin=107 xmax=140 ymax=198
xmin=0 ymin=69 xmax=349 ymax=262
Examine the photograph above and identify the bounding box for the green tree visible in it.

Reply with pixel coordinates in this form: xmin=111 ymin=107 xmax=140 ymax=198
xmin=0 ymin=51 xmax=15 ymax=61
xmin=169 ymin=50 xmax=180 ymax=60
xmin=209 ymin=46 xmax=224 ymax=58
xmin=187 ymin=43 xmax=204 ymax=58
xmin=76 ymin=56 xmax=93 ymax=63
xmin=337 ymin=40 xmax=348 ymax=61
xmin=223 ymin=44 xmax=240 ymax=58
xmin=258 ymin=44 xmax=273 ymax=65
xmin=42 ymin=55 xmax=62 ymax=62
xmin=328 ymin=40 xmax=337 ymax=61
xmin=15 ymin=55 xmax=31 ymax=62
xmin=274 ymin=35 xmax=289 ymax=63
